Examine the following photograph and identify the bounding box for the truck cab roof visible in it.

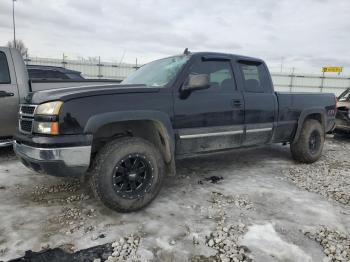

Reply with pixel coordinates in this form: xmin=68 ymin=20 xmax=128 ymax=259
xmin=185 ymin=51 xmax=264 ymax=63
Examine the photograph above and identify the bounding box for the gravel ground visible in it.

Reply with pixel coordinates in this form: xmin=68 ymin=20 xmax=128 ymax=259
xmin=1 ymin=135 xmax=350 ymax=261
xmin=304 ymin=226 xmax=350 ymax=262
xmin=286 ymin=136 xmax=350 ymax=205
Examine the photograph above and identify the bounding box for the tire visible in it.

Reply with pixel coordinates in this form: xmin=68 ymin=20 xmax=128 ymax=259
xmin=90 ymin=137 xmax=165 ymax=212
xmin=290 ymin=119 xmax=325 ymax=163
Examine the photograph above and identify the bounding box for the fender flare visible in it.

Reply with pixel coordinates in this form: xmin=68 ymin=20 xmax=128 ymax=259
xmin=292 ymin=107 xmax=326 ymax=144
xmin=84 ymin=110 xmax=175 ymax=157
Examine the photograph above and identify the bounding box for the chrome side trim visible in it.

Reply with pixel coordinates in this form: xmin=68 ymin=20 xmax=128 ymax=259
xmin=246 ymin=127 xmax=273 ymax=133
xmin=13 ymin=141 xmax=91 ymax=167
xmin=180 ymin=130 xmax=243 ymax=139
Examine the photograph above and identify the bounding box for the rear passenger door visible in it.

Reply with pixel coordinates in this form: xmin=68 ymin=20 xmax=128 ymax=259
xmin=174 ymin=56 xmax=244 ymax=155
xmin=237 ymin=60 xmax=277 ymax=145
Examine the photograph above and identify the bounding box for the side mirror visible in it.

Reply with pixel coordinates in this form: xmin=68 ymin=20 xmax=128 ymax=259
xmin=182 ymin=74 xmax=210 ymax=92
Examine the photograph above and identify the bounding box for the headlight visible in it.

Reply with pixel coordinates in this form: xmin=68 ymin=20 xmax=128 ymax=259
xmin=35 ymin=101 xmax=63 ymax=115
xmin=33 ymin=101 xmax=63 ymax=135
xmin=33 ymin=121 xmax=59 ymax=135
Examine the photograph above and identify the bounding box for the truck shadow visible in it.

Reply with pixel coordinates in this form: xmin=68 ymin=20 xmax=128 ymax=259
xmin=0 ymin=145 xmax=16 ymax=160
xmin=333 ymin=133 xmax=350 ymax=142
xmin=176 ymin=144 xmax=292 ymax=175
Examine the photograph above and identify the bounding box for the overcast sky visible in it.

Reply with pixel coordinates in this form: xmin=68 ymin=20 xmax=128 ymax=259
xmin=0 ymin=0 xmax=349 ymax=73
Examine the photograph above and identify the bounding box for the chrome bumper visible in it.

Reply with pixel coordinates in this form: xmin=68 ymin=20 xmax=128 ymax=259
xmin=13 ymin=141 xmax=91 ymax=176
xmin=335 ymin=118 xmax=350 ymax=131
xmin=0 ymin=139 xmax=13 ymax=148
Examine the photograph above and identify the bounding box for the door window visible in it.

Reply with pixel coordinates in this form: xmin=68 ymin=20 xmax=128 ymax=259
xmin=239 ymin=61 xmax=271 ymax=93
xmin=0 ymin=52 xmax=11 ymax=84
xmin=187 ymin=60 xmax=235 ymax=92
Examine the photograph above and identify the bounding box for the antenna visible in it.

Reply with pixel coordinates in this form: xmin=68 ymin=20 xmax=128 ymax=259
xmin=183 ymin=48 xmax=190 ymax=55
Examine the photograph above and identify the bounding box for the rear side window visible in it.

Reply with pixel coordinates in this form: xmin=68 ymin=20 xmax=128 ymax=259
xmin=28 ymin=69 xmax=69 ymax=80
xmin=28 ymin=69 xmax=46 ymax=79
xmin=238 ymin=61 xmax=271 ymax=93
xmin=66 ymin=73 xmax=84 ymax=80
xmin=47 ymin=70 xmax=69 ymax=79
xmin=188 ymin=60 xmax=235 ymax=92
xmin=0 ymin=52 xmax=11 ymax=84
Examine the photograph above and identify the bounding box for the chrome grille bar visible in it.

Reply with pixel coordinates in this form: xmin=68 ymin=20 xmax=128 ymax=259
xmin=19 ymin=104 xmax=37 ymax=134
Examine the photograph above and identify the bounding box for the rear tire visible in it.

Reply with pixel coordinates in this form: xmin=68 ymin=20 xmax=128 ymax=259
xmin=290 ymin=119 xmax=324 ymax=163
xmin=90 ymin=137 xmax=165 ymax=212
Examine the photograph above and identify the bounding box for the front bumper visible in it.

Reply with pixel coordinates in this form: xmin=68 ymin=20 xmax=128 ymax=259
xmin=335 ymin=118 xmax=350 ymax=132
xmin=14 ymin=135 xmax=92 ymax=177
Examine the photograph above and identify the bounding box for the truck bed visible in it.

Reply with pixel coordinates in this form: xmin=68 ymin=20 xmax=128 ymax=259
xmin=273 ymin=92 xmax=336 ymax=142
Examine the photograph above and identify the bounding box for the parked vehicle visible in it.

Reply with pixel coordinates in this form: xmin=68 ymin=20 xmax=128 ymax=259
xmin=0 ymin=47 xmax=121 ymax=147
xmin=27 ymin=65 xmax=84 ymax=80
xmin=14 ymin=50 xmax=336 ymax=212
xmin=335 ymin=88 xmax=350 ymax=133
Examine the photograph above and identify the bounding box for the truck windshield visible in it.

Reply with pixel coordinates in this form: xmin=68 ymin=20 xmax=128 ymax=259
xmin=122 ymin=56 xmax=189 ymax=87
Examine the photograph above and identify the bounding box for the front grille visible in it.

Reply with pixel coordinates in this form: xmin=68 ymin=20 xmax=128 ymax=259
xmin=19 ymin=104 xmax=37 ymax=134
xmin=20 ymin=105 xmax=37 ymax=117
xmin=19 ymin=119 xmax=33 ymax=133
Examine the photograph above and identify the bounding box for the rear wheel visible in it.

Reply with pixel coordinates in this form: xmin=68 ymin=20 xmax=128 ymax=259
xmin=90 ymin=137 xmax=165 ymax=212
xmin=290 ymin=119 xmax=325 ymax=163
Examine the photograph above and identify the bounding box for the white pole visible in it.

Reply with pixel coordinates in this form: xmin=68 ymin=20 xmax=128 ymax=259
xmin=12 ymin=0 xmax=16 ymax=45
xmin=280 ymin=57 xmax=284 ymax=73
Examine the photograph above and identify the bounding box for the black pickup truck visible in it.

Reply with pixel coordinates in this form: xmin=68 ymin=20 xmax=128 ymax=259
xmin=14 ymin=51 xmax=336 ymax=212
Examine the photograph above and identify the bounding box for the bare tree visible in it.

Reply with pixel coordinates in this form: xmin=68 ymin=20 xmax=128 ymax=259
xmin=87 ymin=56 xmax=99 ymax=63
xmin=7 ymin=39 xmax=28 ymax=57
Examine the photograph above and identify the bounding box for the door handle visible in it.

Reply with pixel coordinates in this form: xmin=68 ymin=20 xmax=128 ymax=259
xmin=232 ymin=100 xmax=242 ymax=107
xmin=0 ymin=91 xmax=14 ymax=98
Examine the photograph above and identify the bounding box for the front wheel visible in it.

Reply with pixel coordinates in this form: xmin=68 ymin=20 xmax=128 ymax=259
xmin=90 ymin=137 xmax=165 ymax=212
xmin=290 ymin=119 xmax=325 ymax=163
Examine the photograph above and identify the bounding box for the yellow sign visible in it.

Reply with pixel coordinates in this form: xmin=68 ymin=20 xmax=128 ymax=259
xmin=322 ymin=66 xmax=343 ymax=73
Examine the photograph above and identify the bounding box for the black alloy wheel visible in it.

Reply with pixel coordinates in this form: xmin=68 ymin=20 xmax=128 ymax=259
xmin=290 ymin=119 xmax=325 ymax=163
xmin=90 ymin=137 xmax=165 ymax=212
xmin=308 ymin=130 xmax=321 ymax=155
xmin=112 ymin=154 xmax=153 ymax=199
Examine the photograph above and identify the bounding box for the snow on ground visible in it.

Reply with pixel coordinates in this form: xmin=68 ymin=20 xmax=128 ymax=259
xmin=1 ymin=135 xmax=350 ymax=261
xmin=241 ymin=223 xmax=312 ymax=262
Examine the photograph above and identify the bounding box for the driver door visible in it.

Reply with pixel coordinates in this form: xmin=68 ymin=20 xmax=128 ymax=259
xmin=173 ymin=56 xmax=244 ymax=155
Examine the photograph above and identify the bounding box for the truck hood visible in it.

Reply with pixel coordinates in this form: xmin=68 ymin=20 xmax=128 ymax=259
xmin=26 ymin=84 xmax=160 ymax=104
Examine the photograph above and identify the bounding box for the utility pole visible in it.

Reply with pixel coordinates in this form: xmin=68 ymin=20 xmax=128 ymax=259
xmin=12 ymin=0 xmax=17 ymax=45
xmin=280 ymin=57 xmax=284 ymax=73
xmin=320 ymin=71 xmax=325 ymax=93
xmin=289 ymin=67 xmax=295 ymax=92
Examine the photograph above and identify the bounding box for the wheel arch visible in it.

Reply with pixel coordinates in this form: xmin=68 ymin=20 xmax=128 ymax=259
xmin=85 ymin=110 xmax=175 ymax=164
xmin=292 ymin=108 xmax=326 ymax=144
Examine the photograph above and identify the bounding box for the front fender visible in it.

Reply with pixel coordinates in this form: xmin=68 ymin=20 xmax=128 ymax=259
xmin=84 ymin=110 xmax=175 ymax=154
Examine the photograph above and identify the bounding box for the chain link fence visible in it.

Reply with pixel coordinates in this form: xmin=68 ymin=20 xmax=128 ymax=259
xmin=25 ymin=57 xmax=350 ymax=95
